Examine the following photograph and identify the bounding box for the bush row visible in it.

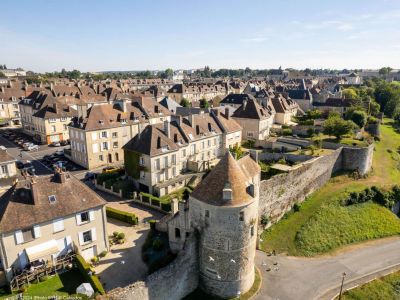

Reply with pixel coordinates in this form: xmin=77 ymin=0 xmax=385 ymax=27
xmin=75 ymin=254 xmax=105 ymax=295
xmin=106 ymin=207 xmax=139 ymax=225
xmin=140 ymin=192 xmax=171 ymax=212
xmin=342 ymin=185 xmax=400 ymax=209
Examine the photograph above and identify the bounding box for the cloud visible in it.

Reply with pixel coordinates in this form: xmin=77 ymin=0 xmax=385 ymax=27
xmin=240 ymin=37 xmax=269 ymax=43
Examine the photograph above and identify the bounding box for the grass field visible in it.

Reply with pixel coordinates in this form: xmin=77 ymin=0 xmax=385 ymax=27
xmin=0 ymin=269 xmax=86 ymax=300
xmin=340 ymin=270 xmax=400 ymax=300
xmin=260 ymin=120 xmax=400 ymax=256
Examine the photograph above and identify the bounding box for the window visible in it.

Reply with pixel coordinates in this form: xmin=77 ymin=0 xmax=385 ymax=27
xmin=175 ymin=228 xmax=181 ymax=238
xmin=182 ymin=149 xmax=186 ymax=157
xmin=99 ymin=154 xmax=104 ymax=161
xmin=155 ymin=158 xmax=160 ymax=170
xmin=172 ymin=154 xmax=176 ymax=165
xmin=82 ymin=230 xmax=92 ymax=243
xmin=115 ymin=152 xmax=119 ymax=161
xmin=48 ymin=195 xmax=57 ymax=204
xmin=102 ymin=142 xmax=108 ymax=150
xmin=1 ymin=165 xmax=8 ymax=174
xmin=113 ymin=141 xmax=118 ymax=148
xmin=112 ymin=132 xmax=118 ymax=138
xmin=172 ymin=167 xmax=176 ymax=177
xmin=49 ymin=118 xmax=56 ymax=123
xmin=101 ymin=131 xmax=107 ymax=138
xmin=205 ymin=210 xmax=210 ymax=218
xmin=164 ymin=156 xmax=168 ymax=167
xmin=63 ymin=124 xmax=67 ymax=131
xmin=239 ymin=211 xmax=244 ymax=221
xmin=140 ymin=170 xmax=145 ymax=179
xmin=251 ymin=226 xmax=254 ymax=237
xmin=208 ymin=140 xmax=211 ymax=147
xmin=12 ymin=104 xmax=18 ymax=109
xmin=81 ymin=212 xmax=89 ymax=223
xmin=61 ymin=117 xmax=67 ymax=121
xmin=139 ymin=157 xmax=144 ymax=166
xmin=22 ymin=228 xmax=34 ymax=243
xmin=51 ymin=125 xmax=56 ymax=133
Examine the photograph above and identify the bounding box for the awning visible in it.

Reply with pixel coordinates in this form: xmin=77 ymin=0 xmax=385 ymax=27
xmin=25 ymin=240 xmax=59 ymax=262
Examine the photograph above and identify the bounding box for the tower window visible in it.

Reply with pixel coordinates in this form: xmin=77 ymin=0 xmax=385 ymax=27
xmin=251 ymin=226 xmax=254 ymax=236
xmin=205 ymin=210 xmax=210 ymax=218
xmin=175 ymin=228 xmax=181 ymax=238
xmin=239 ymin=211 xmax=244 ymax=221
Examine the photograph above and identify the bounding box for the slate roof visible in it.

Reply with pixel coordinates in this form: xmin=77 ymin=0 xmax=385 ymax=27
xmin=190 ymin=152 xmax=260 ymax=207
xmin=0 ymin=172 xmax=106 ymax=233
xmin=232 ymin=97 xmax=272 ymax=120
xmin=159 ymin=97 xmax=182 ymax=113
xmin=287 ymin=89 xmax=311 ymax=100
xmin=313 ymin=98 xmax=355 ymax=108
xmin=220 ymin=93 xmax=255 ymax=105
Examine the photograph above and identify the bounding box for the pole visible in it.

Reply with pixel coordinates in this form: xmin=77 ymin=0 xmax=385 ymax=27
xmin=338 ymin=272 xmax=347 ymax=300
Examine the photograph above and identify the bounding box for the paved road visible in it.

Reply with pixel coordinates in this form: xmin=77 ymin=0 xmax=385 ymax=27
xmin=255 ymin=237 xmax=400 ymax=300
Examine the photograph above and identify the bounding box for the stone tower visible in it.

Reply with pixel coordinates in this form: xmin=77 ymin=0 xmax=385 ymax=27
xmin=189 ymin=152 xmax=260 ymax=298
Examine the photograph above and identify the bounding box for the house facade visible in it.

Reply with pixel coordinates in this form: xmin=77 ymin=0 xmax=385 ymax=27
xmin=0 ymin=149 xmax=17 ymax=179
xmin=0 ymin=171 xmax=108 ymax=285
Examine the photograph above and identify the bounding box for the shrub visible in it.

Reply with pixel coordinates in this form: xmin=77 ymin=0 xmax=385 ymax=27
xmin=75 ymin=254 xmax=105 ymax=295
xmin=117 ymin=232 xmax=125 ymax=240
xmin=261 ymin=214 xmax=269 ymax=225
xmin=149 ymin=219 xmax=157 ymax=230
xmin=98 ymin=251 xmax=107 ymax=258
xmin=151 ymin=198 xmax=160 ymax=207
xmin=293 ymin=203 xmax=301 ymax=212
xmin=282 ymin=128 xmax=292 ymax=136
xmin=113 ymin=231 xmax=119 ymax=237
xmin=91 ymin=256 xmax=99 ymax=264
xmin=39 ymin=275 xmax=48 ymax=282
xmin=106 ymin=207 xmax=139 ymax=225
xmin=152 ymin=238 xmax=164 ymax=250
xmin=161 ymin=202 xmax=171 ymax=212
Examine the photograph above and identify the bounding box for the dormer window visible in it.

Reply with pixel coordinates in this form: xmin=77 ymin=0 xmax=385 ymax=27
xmin=48 ymin=195 xmax=57 ymax=203
xmin=99 ymin=120 xmax=104 ymax=125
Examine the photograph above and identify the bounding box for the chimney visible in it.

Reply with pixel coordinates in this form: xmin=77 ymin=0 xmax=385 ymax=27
xmin=50 ymin=82 xmax=54 ymax=91
xmin=30 ymin=178 xmax=39 ymax=204
xmin=53 ymin=103 xmax=58 ymax=113
xmin=54 ymin=167 xmax=69 ymax=183
xmin=222 ymin=182 xmax=232 ymax=201
xmin=164 ymin=120 xmax=170 ymax=138
xmin=225 ymin=107 xmax=230 ymax=119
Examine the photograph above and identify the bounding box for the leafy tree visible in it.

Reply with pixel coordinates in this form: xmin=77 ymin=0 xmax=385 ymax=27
xmin=323 ymin=116 xmax=357 ymax=140
xmin=346 ymin=110 xmax=367 ymax=128
xmin=180 ymin=98 xmax=190 ymax=108
xmin=0 ymin=71 xmax=5 ymax=77
xmin=342 ymin=88 xmax=358 ymax=99
xmin=379 ymin=67 xmax=393 ymax=76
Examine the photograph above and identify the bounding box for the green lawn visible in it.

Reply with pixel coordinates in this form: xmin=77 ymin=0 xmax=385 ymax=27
xmin=340 ymin=270 xmax=400 ymax=300
xmin=0 ymin=269 xmax=87 ymax=299
xmin=260 ymin=120 xmax=400 ymax=256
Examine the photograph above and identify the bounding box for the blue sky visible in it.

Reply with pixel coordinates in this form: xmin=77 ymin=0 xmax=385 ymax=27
xmin=1 ymin=0 xmax=399 ymax=72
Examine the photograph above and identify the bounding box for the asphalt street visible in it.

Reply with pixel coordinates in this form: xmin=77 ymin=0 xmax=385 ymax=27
xmin=255 ymin=237 xmax=400 ymax=300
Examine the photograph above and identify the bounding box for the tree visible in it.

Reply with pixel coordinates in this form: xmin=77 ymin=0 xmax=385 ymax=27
xmin=346 ymin=110 xmax=367 ymax=128
xmin=200 ymin=98 xmax=209 ymax=109
xmin=180 ymin=98 xmax=190 ymax=108
xmin=0 ymin=71 xmax=5 ymax=77
xmin=342 ymin=88 xmax=358 ymax=99
xmin=379 ymin=67 xmax=392 ymax=76
xmin=323 ymin=116 xmax=357 ymax=140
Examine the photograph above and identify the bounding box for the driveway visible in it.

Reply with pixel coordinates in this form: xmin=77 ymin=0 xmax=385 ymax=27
xmin=254 ymin=237 xmax=400 ymax=300
xmin=95 ymin=219 xmax=150 ymax=291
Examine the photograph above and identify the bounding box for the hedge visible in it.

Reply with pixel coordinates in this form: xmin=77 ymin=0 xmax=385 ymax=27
xmin=106 ymin=207 xmax=139 ymax=225
xmin=140 ymin=192 xmax=171 ymax=212
xmin=75 ymin=254 xmax=105 ymax=295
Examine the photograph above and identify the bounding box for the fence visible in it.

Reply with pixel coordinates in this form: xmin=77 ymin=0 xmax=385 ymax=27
xmin=10 ymin=252 xmax=76 ymax=291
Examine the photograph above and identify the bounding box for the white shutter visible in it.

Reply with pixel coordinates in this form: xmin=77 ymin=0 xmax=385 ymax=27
xmin=92 ymin=132 xmax=97 ymax=141
xmin=66 ymin=236 xmax=72 ymax=249
xmin=107 ymin=141 xmax=111 ymax=150
xmin=33 ymin=225 xmax=41 ymax=238
xmin=89 ymin=210 xmax=95 ymax=221
xmin=92 ymin=143 xmax=99 ymax=153
xmin=78 ymin=232 xmax=84 ymax=246
xmin=53 ymin=218 xmax=64 ymax=232
xmin=15 ymin=230 xmax=24 ymax=245
xmin=91 ymin=228 xmax=97 ymax=242
xmin=76 ymin=213 xmax=82 ymax=225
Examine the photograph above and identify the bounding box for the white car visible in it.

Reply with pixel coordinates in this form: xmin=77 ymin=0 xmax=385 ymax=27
xmin=26 ymin=144 xmax=39 ymax=151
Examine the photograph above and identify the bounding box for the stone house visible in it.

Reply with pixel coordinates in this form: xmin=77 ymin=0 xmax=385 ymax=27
xmin=167 ymin=83 xmax=228 ymax=103
xmin=0 ymin=149 xmax=17 ymax=179
xmin=0 ymin=86 xmax=25 ymax=125
xmin=231 ymin=96 xmax=274 ymax=141
xmin=312 ymin=98 xmax=357 ymax=116
xmin=0 ymin=171 xmax=108 ymax=285
xmin=123 ymin=110 xmax=242 ymax=196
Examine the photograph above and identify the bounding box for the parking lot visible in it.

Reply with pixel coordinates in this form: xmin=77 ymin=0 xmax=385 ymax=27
xmin=0 ymin=128 xmax=85 ymax=177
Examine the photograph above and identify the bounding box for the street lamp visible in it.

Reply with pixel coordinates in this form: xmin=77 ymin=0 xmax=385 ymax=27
xmin=338 ymin=272 xmax=347 ymax=300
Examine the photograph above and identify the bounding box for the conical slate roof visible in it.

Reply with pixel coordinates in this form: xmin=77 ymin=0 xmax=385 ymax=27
xmin=191 ymin=152 xmax=255 ymax=206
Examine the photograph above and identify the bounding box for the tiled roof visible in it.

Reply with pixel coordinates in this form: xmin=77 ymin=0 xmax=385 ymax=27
xmin=0 ymin=149 xmax=16 ymax=163
xmin=191 ymin=152 xmax=260 ymax=207
xmin=0 ymin=173 xmax=106 ymax=233
xmin=232 ymin=97 xmax=272 ymax=120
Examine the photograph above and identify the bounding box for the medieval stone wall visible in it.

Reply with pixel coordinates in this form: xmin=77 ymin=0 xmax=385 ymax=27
xmin=108 ymin=234 xmax=199 ymax=300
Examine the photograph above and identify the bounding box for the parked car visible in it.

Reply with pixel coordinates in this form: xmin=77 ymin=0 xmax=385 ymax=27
xmin=84 ymin=172 xmax=96 ymax=181
xmin=102 ymin=166 xmax=120 ymax=173
xmin=55 ymin=150 xmax=64 ymax=156
xmin=60 ymin=140 xmax=69 ymax=146
xmin=50 ymin=141 xmax=61 ymax=147
xmin=24 ymin=143 xmax=39 ymax=151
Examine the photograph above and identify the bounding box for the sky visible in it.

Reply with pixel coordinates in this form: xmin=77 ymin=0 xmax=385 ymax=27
xmin=1 ymin=0 xmax=399 ymax=72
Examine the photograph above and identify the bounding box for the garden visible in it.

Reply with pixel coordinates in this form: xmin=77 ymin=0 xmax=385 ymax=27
xmin=260 ymin=119 xmax=400 ymax=256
